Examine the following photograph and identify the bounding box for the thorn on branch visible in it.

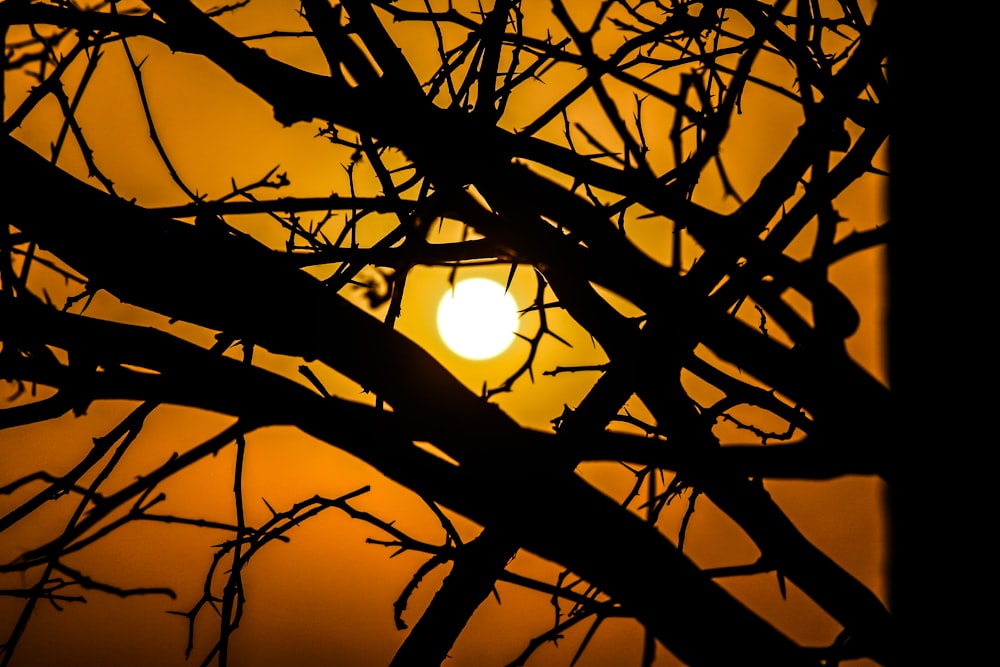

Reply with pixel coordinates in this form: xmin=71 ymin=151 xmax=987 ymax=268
xmin=754 ymin=303 xmax=769 ymax=337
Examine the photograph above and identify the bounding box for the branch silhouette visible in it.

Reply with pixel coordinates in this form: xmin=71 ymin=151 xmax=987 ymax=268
xmin=1 ymin=2 xmax=890 ymax=666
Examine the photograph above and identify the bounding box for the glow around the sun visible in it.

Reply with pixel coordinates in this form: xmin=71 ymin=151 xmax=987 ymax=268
xmin=437 ymin=278 xmax=519 ymax=360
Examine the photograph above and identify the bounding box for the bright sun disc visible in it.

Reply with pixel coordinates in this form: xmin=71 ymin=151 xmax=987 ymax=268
xmin=437 ymin=278 xmax=519 ymax=360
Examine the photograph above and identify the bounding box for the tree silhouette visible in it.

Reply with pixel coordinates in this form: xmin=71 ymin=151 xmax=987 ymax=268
xmin=0 ymin=2 xmax=891 ymax=666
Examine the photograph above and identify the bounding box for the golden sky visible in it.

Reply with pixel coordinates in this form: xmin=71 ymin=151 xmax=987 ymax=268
xmin=1 ymin=2 xmax=887 ymax=665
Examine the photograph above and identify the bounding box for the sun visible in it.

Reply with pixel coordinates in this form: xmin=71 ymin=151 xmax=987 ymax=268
xmin=437 ymin=278 xmax=519 ymax=360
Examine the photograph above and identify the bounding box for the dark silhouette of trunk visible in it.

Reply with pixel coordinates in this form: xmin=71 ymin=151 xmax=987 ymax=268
xmin=0 ymin=2 xmax=894 ymax=665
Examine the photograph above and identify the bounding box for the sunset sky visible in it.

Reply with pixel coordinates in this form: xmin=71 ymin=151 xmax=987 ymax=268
xmin=1 ymin=2 xmax=887 ymax=665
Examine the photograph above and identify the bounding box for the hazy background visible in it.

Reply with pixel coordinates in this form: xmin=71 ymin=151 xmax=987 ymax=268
xmin=1 ymin=2 xmax=886 ymax=665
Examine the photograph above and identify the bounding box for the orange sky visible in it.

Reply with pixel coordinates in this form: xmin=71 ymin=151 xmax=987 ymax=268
xmin=1 ymin=2 xmax=886 ymax=665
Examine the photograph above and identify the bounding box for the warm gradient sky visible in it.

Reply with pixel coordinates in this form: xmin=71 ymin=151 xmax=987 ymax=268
xmin=1 ymin=2 xmax=886 ymax=665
